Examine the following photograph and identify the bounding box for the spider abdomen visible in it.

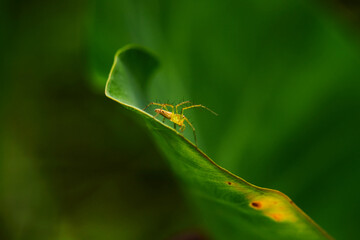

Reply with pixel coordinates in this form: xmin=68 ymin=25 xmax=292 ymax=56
xmin=155 ymin=109 xmax=172 ymax=119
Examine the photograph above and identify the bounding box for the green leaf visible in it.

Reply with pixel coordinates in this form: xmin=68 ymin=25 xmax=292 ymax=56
xmin=105 ymin=45 xmax=333 ymax=240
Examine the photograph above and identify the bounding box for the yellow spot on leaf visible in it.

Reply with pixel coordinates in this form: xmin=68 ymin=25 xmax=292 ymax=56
xmin=270 ymin=213 xmax=283 ymax=222
xmin=248 ymin=195 xmax=297 ymax=223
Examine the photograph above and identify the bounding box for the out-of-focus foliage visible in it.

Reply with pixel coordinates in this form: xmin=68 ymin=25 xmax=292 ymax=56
xmin=1 ymin=0 xmax=360 ymax=239
xmin=1 ymin=1 xmax=196 ymax=240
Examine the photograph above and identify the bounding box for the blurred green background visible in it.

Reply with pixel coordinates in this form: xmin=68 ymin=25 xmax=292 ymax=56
xmin=1 ymin=0 xmax=360 ymax=239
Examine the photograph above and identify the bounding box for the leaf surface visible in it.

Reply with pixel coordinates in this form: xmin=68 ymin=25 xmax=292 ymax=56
xmin=105 ymin=45 xmax=333 ymax=240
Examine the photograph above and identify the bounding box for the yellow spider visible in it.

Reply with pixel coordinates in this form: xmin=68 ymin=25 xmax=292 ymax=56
xmin=143 ymin=101 xmax=217 ymax=145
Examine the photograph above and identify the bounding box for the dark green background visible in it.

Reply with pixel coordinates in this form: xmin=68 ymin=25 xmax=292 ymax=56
xmin=1 ymin=0 xmax=359 ymax=239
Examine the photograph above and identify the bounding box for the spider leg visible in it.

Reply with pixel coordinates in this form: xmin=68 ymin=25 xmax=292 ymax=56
xmin=179 ymin=124 xmax=185 ymax=132
xmin=163 ymin=104 xmax=174 ymax=113
xmin=174 ymin=123 xmax=176 ymax=129
xmin=184 ymin=117 xmax=197 ymax=146
xmin=175 ymin=101 xmax=192 ymax=114
xmin=181 ymin=104 xmax=218 ymax=116
xmin=143 ymin=102 xmax=175 ymax=112
xmin=162 ymin=117 xmax=166 ymax=123
xmin=143 ymin=102 xmax=163 ymax=110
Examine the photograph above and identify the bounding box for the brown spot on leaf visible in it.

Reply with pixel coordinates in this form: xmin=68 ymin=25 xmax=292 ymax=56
xmin=251 ymin=201 xmax=262 ymax=209
xmin=226 ymin=181 xmax=232 ymax=185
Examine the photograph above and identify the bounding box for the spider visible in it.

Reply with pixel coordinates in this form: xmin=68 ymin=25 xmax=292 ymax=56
xmin=143 ymin=101 xmax=217 ymax=145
